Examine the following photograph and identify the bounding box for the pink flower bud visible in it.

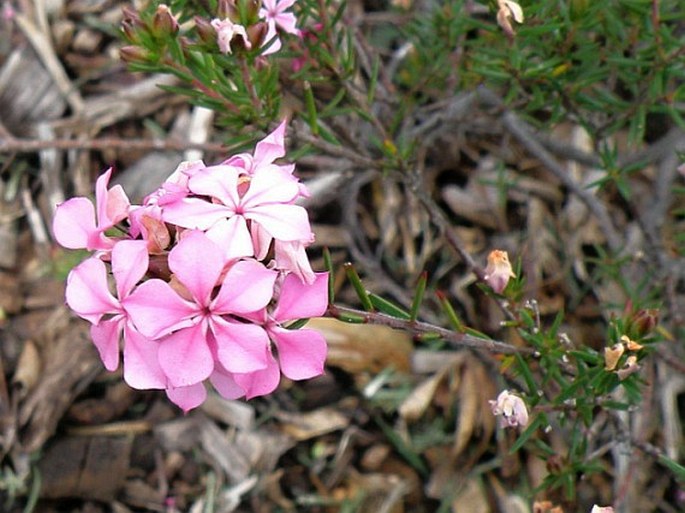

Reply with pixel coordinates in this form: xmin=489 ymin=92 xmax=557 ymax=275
xmin=151 ymin=4 xmax=179 ymax=38
xmin=489 ymin=390 xmax=529 ymax=428
xmin=120 ymin=45 xmax=151 ymax=64
xmin=483 ymin=249 xmax=515 ymax=294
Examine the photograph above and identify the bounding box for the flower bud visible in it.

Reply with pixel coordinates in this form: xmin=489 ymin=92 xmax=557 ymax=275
xmin=247 ymin=21 xmax=268 ymax=49
xmin=217 ymin=0 xmax=238 ymax=21
xmin=119 ymin=45 xmax=151 ymax=64
xmin=629 ymin=308 xmax=659 ymax=337
xmin=195 ymin=16 xmax=218 ymax=46
xmin=151 ymin=4 xmax=179 ymax=38
xmin=483 ymin=249 xmax=515 ymax=294
xmin=242 ymin=0 xmax=262 ymax=23
xmin=121 ymin=6 xmax=145 ymax=43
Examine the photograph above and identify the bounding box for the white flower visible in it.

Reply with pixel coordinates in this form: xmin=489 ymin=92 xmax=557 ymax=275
xmin=496 ymin=0 xmax=524 ymax=39
xmin=489 ymin=390 xmax=529 ymax=428
xmin=591 ymin=506 xmax=614 ymax=513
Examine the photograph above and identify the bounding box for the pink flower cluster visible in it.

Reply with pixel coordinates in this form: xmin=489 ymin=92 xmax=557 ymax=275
xmin=53 ymin=122 xmax=328 ymax=412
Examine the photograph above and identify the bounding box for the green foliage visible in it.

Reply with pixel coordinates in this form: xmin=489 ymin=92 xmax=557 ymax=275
xmin=401 ymin=0 xmax=685 ymax=141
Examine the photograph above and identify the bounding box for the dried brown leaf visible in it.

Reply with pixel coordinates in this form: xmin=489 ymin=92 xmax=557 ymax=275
xmin=277 ymin=407 xmax=350 ymax=441
xmin=307 ymin=318 xmax=413 ymax=374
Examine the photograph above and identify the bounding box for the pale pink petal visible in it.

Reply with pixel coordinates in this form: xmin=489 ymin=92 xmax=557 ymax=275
xmin=260 ymin=28 xmax=282 ymax=56
xmin=274 ymin=272 xmax=329 ymax=321
xmin=212 ymin=319 xmax=270 ymax=373
xmin=105 ymin=184 xmax=131 ymax=225
xmin=161 ymin=197 xmax=232 ymax=230
xmin=187 ymin=165 xmax=241 ymax=207
xmin=53 ymin=197 xmax=98 ymax=250
xmin=168 ymin=231 xmax=224 ymax=305
xmin=94 ymin=168 xmax=113 ymax=226
xmin=65 ymin=257 xmax=120 ymax=324
xmin=213 ymin=260 xmax=277 ymax=314
xmin=253 ymin=121 xmax=286 ymax=167
xmin=246 ymin=203 xmax=311 ymax=241
xmin=166 ymin=382 xmax=207 ymax=412
xmin=275 ymin=0 xmax=296 ymax=11
xmin=274 ymin=12 xmax=298 ymax=34
xmin=210 ymin=367 xmax=246 ymax=400
xmin=90 ymin=317 xmax=123 ymax=371
xmin=250 ymin=222 xmax=273 ymax=260
xmin=233 ymin=352 xmax=281 ymax=399
xmin=124 ymin=279 xmax=198 ymax=338
xmin=158 ymin=322 xmax=214 ymax=387
xmin=273 ymin=240 xmax=315 ymax=284
xmin=205 ymin=217 xmax=254 ymax=260
xmin=122 ymin=324 xmax=167 ymax=389
xmin=271 ymin=327 xmax=327 ymax=380
xmin=242 ymin=169 xmax=299 ymax=205
xmin=111 ymin=240 xmax=149 ymax=298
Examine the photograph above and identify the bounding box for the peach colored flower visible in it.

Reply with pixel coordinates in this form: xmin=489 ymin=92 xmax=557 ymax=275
xmin=483 ymin=249 xmax=515 ymax=294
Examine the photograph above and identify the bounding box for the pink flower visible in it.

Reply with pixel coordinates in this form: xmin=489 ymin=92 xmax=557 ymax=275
xmin=223 ymin=121 xmax=286 ymax=173
xmin=211 ymin=18 xmax=251 ymax=54
xmin=235 ymin=272 xmax=329 ymax=398
xmin=65 ymin=240 xmax=167 ymax=390
xmin=124 ymin=231 xmax=278 ymax=388
xmin=260 ymin=0 xmax=299 ymax=35
xmin=590 ymin=507 xmax=614 ymax=513
xmin=128 ymin=160 xmax=204 ymax=252
xmin=160 ymin=164 xmax=313 ymax=254
xmin=483 ymin=249 xmax=515 ymax=294
xmin=489 ymin=390 xmax=529 ymax=428
xmin=259 ymin=0 xmax=299 ymax=54
xmin=53 ymin=168 xmax=130 ymax=251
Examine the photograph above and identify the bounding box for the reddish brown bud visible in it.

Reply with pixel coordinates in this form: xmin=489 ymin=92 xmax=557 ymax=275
xmin=195 ymin=16 xmax=218 ymax=46
xmin=630 ymin=308 xmax=659 ymax=337
xmin=121 ymin=6 xmax=145 ymax=42
xmin=247 ymin=21 xmax=268 ymax=49
xmin=119 ymin=45 xmax=151 ymax=64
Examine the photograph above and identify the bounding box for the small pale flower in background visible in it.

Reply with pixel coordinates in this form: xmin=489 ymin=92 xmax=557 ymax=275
xmin=591 ymin=506 xmax=614 ymax=513
xmin=211 ymin=18 xmax=251 ymax=54
xmin=483 ymin=249 xmax=515 ymax=294
xmin=496 ymin=0 xmax=524 ymax=39
xmin=604 ymin=342 xmax=624 ymax=371
xmin=617 ymin=355 xmax=639 ymax=380
xmin=490 ymin=390 xmax=529 ymax=428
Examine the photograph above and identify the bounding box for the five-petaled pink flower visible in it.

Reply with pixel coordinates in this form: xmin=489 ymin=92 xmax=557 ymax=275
xmin=65 ymin=240 xmax=167 ymax=390
xmin=125 ymin=230 xmax=278 ymax=387
xmin=53 ymin=167 xmax=130 ymax=251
